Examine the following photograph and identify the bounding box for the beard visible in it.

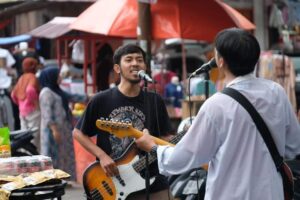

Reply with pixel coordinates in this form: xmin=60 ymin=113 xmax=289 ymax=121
xmin=119 ymin=70 xmax=141 ymax=84
xmin=128 ymin=79 xmax=141 ymax=84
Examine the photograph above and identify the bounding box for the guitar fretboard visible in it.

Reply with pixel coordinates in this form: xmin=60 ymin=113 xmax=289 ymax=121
xmin=132 ymin=130 xmax=186 ymax=173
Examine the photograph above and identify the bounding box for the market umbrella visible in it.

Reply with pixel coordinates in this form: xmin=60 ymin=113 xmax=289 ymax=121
xmin=70 ymin=0 xmax=255 ymax=80
xmin=70 ymin=0 xmax=255 ymax=41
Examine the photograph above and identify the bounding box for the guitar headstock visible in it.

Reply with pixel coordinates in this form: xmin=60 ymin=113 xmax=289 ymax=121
xmin=96 ymin=118 xmax=134 ymax=138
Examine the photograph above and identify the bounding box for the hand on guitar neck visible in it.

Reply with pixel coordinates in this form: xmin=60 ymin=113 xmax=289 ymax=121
xmin=135 ymin=129 xmax=162 ymax=153
xmin=96 ymin=119 xmax=174 ymax=148
xmin=96 ymin=119 xmax=208 ymax=171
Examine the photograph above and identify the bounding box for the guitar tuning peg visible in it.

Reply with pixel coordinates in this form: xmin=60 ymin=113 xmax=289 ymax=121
xmin=121 ymin=122 xmax=126 ymax=129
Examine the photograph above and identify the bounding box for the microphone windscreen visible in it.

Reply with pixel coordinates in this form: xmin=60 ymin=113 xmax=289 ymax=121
xmin=209 ymin=58 xmax=217 ymax=68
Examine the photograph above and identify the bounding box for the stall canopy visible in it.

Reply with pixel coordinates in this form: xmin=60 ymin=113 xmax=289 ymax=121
xmin=0 ymin=34 xmax=31 ymax=45
xmin=29 ymin=17 xmax=77 ymax=39
xmin=28 ymin=16 xmax=121 ymax=93
xmin=70 ymin=0 xmax=256 ymax=81
xmin=70 ymin=0 xmax=255 ymax=42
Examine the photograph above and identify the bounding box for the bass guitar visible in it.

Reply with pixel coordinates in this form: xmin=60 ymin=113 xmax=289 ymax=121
xmin=83 ymin=119 xmax=184 ymax=200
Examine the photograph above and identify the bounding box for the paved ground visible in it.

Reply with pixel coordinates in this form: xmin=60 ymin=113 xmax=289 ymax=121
xmin=63 ymin=182 xmax=86 ymax=200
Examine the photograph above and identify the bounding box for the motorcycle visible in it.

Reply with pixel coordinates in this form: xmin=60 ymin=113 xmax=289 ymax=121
xmin=10 ymin=127 xmax=39 ymax=157
xmin=168 ymin=117 xmax=206 ymax=200
xmin=168 ymin=168 xmax=206 ymax=200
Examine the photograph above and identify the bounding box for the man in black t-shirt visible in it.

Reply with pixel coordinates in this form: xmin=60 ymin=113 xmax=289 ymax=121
xmin=73 ymin=44 xmax=174 ymax=199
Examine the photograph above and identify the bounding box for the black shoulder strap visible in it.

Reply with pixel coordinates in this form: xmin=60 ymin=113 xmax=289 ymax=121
xmin=222 ymin=87 xmax=283 ymax=170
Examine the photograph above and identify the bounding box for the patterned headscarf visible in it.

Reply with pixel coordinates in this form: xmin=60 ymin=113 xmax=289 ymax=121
xmin=39 ymin=67 xmax=70 ymax=118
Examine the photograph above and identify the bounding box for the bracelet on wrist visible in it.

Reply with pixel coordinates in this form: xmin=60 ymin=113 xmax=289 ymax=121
xmin=150 ymin=145 xmax=158 ymax=155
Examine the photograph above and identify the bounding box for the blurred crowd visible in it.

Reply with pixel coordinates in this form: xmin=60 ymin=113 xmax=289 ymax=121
xmin=0 ymin=42 xmax=87 ymax=181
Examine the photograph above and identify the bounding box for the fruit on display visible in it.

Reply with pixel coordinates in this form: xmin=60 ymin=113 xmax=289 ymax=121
xmin=72 ymin=103 xmax=86 ymax=117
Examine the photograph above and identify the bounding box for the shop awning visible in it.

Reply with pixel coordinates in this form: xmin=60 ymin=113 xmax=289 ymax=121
xmin=0 ymin=34 xmax=31 ymax=45
xmin=29 ymin=17 xmax=77 ymax=39
xmin=70 ymin=0 xmax=255 ymax=41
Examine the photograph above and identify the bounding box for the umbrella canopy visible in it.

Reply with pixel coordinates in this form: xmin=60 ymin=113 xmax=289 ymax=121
xmin=70 ymin=0 xmax=255 ymax=41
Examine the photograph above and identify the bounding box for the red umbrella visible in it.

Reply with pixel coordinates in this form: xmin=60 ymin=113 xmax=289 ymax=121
xmin=70 ymin=0 xmax=255 ymax=42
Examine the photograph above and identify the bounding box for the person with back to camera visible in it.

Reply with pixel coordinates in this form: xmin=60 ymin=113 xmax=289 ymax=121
xmin=135 ymin=28 xmax=300 ymax=200
xmin=73 ymin=44 xmax=174 ymax=199
xmin=39 ymin=67 xmax=87 ymax=181
xmin=11 ymin=57 xmax=41 ymax=151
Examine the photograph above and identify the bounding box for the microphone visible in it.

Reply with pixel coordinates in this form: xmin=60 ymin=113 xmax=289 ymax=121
xmin=190 ymin=58 xmax=217 ymax=77
xmin=138 ymin=70 xmax=155 ymax=83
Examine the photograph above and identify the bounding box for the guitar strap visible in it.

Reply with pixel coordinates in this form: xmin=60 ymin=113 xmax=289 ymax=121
xmin=222 ymin=87 xmax=294 ymax=199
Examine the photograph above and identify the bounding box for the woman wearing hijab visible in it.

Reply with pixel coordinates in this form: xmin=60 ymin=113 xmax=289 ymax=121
xmin=39 ymin=66 xmax=86 ymax=181
xmin=11 ymin=57 xmax=41 ymax=151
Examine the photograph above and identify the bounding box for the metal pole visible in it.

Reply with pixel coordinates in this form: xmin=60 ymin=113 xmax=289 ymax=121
xmin=138 ymin=2 xmax=152 ymax=200
xmin=56 ymin=39 xmax=61 ymax=68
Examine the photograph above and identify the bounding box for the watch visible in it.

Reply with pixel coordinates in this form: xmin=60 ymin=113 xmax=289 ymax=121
xmin=150 ymin=145 xmax=158 ymax=155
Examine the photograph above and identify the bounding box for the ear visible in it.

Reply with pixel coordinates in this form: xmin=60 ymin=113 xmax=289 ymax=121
xmin=216 ymin=56 xmax=225 ymax=69
xmin=114 ymin=64 xmax=120 ymax=74
xmin=219 ymin=57 xmax=225 ymax=67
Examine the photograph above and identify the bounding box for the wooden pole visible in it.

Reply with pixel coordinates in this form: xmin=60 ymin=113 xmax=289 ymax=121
xmin=137 ymin=1 xmax=152 ymax=73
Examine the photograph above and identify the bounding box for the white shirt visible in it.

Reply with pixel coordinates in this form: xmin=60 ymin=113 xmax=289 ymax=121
xmin=157 ymin=74 xmax=300 ymax=200
xmin=0 ymin=48 xmax=15 ymax=68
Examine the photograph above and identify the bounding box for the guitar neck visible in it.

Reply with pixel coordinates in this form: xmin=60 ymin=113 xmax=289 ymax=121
xmin=96 ymin=119 xmax=174 ymax=146
xmin=130 ymin=128 xmax=174 ymax=146
xmin=133 ymin=130 xmax=186 ymax=173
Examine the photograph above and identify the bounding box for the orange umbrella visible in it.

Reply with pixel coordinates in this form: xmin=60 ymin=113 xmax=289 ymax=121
xmin=70 ymin=0 xmax=255 ymax=42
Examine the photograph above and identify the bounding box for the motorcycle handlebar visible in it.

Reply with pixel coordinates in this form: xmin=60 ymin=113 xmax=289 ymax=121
xmin=10 ymin=127 xmax=38 ymax=136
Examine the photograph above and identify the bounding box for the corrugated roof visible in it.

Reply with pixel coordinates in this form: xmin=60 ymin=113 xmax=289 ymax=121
xmin=29 ymin=17 xmax=76 ymax=39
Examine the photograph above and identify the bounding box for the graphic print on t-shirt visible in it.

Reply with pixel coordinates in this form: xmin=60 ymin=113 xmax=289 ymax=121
xmin=108 ymin=106 xmax=145 ymax=159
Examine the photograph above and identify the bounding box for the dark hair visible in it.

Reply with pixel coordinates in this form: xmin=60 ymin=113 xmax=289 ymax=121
xmin=97 ymin=43 xmax=113 ymax=61
xmin=113 ymin=44 xmax=146 ymax=65
xmin=215 ymin=28 xmax=260 ymax=76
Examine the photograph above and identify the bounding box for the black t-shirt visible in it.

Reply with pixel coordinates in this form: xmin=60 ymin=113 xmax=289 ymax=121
xmin=76 ymin=87 xmax=172 ymax=191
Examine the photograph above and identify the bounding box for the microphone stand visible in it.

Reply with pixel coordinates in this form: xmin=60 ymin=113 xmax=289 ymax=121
xmin=142 ymin=79 xmax=151 ymax=200
xmin=204 ymin=71 xmax=210 ymax=100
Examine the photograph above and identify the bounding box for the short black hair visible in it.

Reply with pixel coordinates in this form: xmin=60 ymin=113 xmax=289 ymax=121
xmin=113 ymin=44 xmax=146 ymax=65
xmin=215 ymin=28 xmax=260 ymax=76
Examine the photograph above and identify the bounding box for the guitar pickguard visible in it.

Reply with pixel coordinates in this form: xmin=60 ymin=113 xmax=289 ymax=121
xmin=83 ymin=155 xmax=155 ymax=200
xmin=113 ymin=155 xmax=155 ymax=199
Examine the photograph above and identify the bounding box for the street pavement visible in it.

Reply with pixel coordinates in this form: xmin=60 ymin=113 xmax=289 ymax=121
xmin=63 ymin=182 xmax=86 ymax=200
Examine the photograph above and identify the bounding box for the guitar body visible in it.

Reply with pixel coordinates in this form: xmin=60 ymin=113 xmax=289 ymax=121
xmin=83 ymin=119 xmax=189 ymax=199
xmin=83 ymin=145 xmax=155 ymax=200
xmin=282 ymin=162 xmax=294 ymax=200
